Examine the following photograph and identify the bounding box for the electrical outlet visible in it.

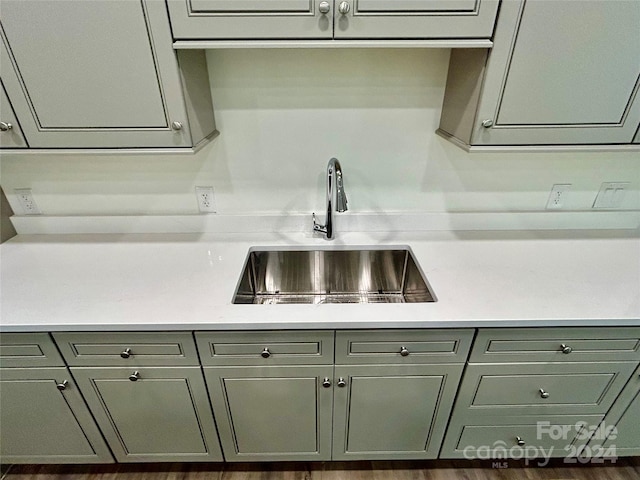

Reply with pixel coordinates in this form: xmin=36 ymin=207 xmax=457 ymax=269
xmin=546 ymin=184 xmax=571 ymax=210
xmin=195 ymin=186 xmax=216 ymax=213
xmin=14 ymin=188 xmax=41 ymax=215
xmin=593 ymin=182 xmax=629 ymax=209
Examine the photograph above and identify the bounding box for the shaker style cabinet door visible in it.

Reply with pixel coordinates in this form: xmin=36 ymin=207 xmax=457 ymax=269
xmin=71 ymin=367 xmax=223 ymax=462
xmin=0 ymin=80 xmax=26 ymax=148
xmin=331 ymin=364 xmax=464 ymax=460
xmin=203 ymin=366 xmax=334 ymax=461
xmin=166 ymin=0 xmax=334 ymax=39
xmin=0 ymin=0 xmax=193 ymax=148
xmin=473 ymin=0 xmax=640 ymax=145
xmin=333 ymin=0 xmax=499 ymax=39
xmin=0 ymin=368 xmax=113 ymax=464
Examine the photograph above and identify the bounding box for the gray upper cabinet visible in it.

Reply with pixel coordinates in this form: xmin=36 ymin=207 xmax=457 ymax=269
xmin=0 ymin=80 xmax=26 ymax=148
xmin=438 ymin=0 xmax=640 ymax=148
xmin=334 ymin=0 xmax=499 ymax=39
xmin=167 ymin=0 xmax=334 ymax=39
xmin=0 ymin=0 xmax=215 ymax=149
xmin=167 ymin=0 xmax=498 ymax=40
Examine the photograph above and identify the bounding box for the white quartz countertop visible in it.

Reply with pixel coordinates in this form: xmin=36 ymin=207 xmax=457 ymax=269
xmin=1 ymin=230 xmax=639 ymax=332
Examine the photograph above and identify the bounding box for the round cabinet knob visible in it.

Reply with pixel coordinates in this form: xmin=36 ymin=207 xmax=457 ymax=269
xmin=129 ymin=371 xmax=140 ymax=381
xmin=561 ymin=344 xmax=573 ymax=354
xmin=261 ymin=347 xmax=271 ymax=358
xmin=56 ymin=380 xmax=68 ymax=391
xmin=338 ymin=1 xmax=350 ymax=14
xmin=481 ymin=119 xmax=494 ymax=128
xmin=318 ymin=1 xmax=330 ymax=14
xmin=0 ymin=122 xmax=13 ymax=131
xmin=337 ymin=377 xmax=346 ymax=387
xmin=539 ymin=388 xmax=550 ymax=399
xmin=516 ymin=436 xmax=525 ymax=446
xmin=322 ymin=377 xmax=331 ymax=388
xmin=171 ymin=121 xmax=183 ymax=131
xmin=400 ymin=346 xmax=410 ymax=357
xmin=120 ymin=348 xmax=132 ymax=359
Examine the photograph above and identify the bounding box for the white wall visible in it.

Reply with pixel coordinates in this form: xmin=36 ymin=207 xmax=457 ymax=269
xmin=2 ymin=49 xmax=639 ymax=216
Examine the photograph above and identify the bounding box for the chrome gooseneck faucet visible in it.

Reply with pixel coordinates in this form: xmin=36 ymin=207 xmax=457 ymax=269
xmin=313 ymin=158 xmax=347 ymax=239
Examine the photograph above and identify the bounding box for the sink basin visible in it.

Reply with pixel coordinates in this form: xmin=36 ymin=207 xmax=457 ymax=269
xmin=233 ymin=247 xmax=436 ymax=304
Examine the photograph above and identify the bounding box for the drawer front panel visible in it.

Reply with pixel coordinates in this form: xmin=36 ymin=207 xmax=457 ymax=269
xmin=440 ymin=414 xmax=604 ymax=459
xmin=0 ymin=333 xmax=64 ymax=368
xmin=473 ymin=373 xmax=614 ymax=407
xmin=470 ymin=327 xmax=640 ymax=363
xmin=52 ymin=332 xmax=199 ymax=366
xmin=196 ymin=331 xmax=334 ymax=366
xmin=457 ymin=363 xmax=638 ymax=416
xmin=335 ymin=329 xmax=474 ymax=364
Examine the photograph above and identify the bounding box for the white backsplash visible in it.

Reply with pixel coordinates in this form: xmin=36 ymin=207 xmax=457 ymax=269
xmin=1 ymin=49 xmax=639 ymax=217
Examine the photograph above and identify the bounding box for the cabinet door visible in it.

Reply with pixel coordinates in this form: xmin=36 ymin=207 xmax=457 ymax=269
xmin=0 ymin=0 xmax=192 ymax=148
xmin=596 ymin=366 xmax=640 ymax=457
xmin=0 ymin=80 xmax=26 ymax=148
xmin=167 ymin=0 xmax=333 ymax=40
xmin=332 ymin=364 xmax=464 ymax=460
xmin=0 ymin=367 xmax=113 ymax=464
xmin=203 ymin=365 xmax=334 ymax=461
xmin=473 ymin=0 xmax=640 ymax=145
xmin=334 ymin=0 xmax=499 ymax=39
xmin=71 ymin=366 xmax=223 ymax=462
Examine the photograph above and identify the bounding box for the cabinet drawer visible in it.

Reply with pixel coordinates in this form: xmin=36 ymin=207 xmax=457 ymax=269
xmin=52 ymin=332 xmax=199 ymax=366
xmin=335 ymin=329 xmax=474 ymax=364
xmin=195 ymin=331 xmax=334 ymax=366
xmin=0 ymin=333 xmax=64 ymax=368
xmin=456 ymin=362 xmax=638 ymax=416
xmin=469 ymin=327 xmax=640 ymax=363
xmin=440 ymin=414 xmax=603 ymax=459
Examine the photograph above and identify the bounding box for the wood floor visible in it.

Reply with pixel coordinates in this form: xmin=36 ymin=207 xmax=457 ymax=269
xmin=2 ymin=459 xmax=639 ymax=480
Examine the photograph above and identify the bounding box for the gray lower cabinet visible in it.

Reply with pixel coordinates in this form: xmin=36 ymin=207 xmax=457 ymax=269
xmin=440 ymin=327 xmax=640 ymax=460
xmin=71 ymin=366 xmax=223 ymax=462
xmin=332 ymin=364 xmax=464 ymax=460
xmin=0 ymin=333 xmax=113 ymax=464
xmin=166 ymin=0 xmax=498 ymax=40
xmin=438 ymin=0 xmax=640 ymax=148
xmin=0 ymin=0 xmax=215 ymax=149
xmin=203 ymin=365 xmax=334 ymax=461
xmin=588 ymin=364 xmax=640 ymax=458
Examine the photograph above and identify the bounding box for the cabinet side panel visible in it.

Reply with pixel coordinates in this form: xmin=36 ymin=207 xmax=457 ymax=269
xmin=438 ymin=48 xmax=487 ymax=145
xmin=177 ymin=50 xmax=217 ymax=145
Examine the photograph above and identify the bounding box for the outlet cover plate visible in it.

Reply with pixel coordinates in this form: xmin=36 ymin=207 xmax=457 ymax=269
xmin=593 ymin=182 xmax=629 ymax=209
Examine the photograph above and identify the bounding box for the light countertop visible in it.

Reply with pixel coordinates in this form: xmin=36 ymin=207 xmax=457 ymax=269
xmin=1 ymin=229 xmax=639 ymax=332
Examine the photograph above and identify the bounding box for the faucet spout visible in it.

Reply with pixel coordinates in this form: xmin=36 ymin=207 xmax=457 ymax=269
xmin=313 ymin=158 xmax=347 ymax=240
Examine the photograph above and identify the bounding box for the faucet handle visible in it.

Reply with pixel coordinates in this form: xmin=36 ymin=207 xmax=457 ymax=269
xmin=312 ymin=213 xmax=327 ymax=234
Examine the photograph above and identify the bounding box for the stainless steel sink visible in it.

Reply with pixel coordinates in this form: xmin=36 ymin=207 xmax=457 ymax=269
xmin=233 ymin=247 xmax=436 ymax=304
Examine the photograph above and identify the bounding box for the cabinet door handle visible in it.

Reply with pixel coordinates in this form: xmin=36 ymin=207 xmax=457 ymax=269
xmin=337 ymin=377 xmax=346 ymax=387
xmin=338 ymin=1 xmax=350 ymax=14
xmin=319 ymin=1 xmax=330 ymax=14
xmin=481 ymin=119 xmax=493 ymax=128
xmin=120 ymin=348 xmax=132 ymax=359
xmin=171 ymin=121 xmax=183 ymax=131
xmin=0 ymin=122 xmax=13 ymax=131
xmin=560 ymin=344 xmax=573 ymax=354
xmin=56 ymin=380 xmax=68 ymax=391
xmin=539 ymin=388 xmax=550 ymax=399
xmin=129 ymin=371 xmax=140 ymax=381
xmin=322 ymin=377 xmax=331 ymax=388
xmin=400 ymin=346 xmax=409 ymax=357
xmin=261 ymin=347 xmax=271 ymax=358
xmin=516 ymin=436 xmax=525 ymax=446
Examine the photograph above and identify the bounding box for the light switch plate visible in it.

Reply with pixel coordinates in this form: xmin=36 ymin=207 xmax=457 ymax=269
xmin=592 ymin=182 xmax=629 ymax=209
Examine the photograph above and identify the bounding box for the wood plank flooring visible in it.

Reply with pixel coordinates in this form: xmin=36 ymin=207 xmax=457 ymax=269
xmin=2 ymin=459 xmax=639 ymax=480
